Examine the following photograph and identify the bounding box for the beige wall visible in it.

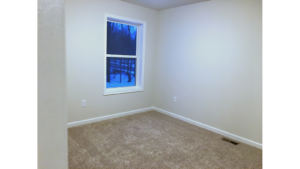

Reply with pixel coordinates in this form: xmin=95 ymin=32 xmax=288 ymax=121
xmin=65 ymin=0 xmax=262 ymax=144
xmin=65 ymin=0 xmax=158 ymax=122
xmin=37 ymin=0 xmax=261 ymax=167
xmin=38 ymin=0 xmax=68 ymax=168
xmin=154 ymin=0 xmax=262 ymax=143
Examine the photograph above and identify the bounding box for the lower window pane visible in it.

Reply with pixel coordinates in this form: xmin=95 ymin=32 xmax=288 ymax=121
xmin=106 ymin=57 xmax=136 ymax=88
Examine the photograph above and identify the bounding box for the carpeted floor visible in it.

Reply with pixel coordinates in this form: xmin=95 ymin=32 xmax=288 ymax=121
xmin=68 ymin=111 xmax=262 ymax=168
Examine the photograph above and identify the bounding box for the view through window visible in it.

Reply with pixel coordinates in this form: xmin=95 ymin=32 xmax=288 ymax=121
xmin=106 ymin=21 xmax=137 ymax=88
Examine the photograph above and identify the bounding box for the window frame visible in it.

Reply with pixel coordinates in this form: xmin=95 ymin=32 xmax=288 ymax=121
xmin=104 ymin=13 xmax=146 ymax=95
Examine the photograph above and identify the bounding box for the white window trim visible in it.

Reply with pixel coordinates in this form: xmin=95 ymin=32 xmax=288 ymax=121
xmin=104 ymin=13 xmax=146 ymax=95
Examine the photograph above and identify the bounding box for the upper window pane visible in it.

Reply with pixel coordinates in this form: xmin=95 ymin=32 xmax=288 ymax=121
xmin=107 ymin=21 xmax=137 ymax=55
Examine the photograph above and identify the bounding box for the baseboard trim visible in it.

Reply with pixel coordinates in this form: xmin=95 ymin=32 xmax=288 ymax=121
xmin=153 ymin=107 xmax=262 ymax=149
xmin=67 ymin=107 xmax=153 ymax=128
xmin=67 ymin=106 xmax=262 ymax=149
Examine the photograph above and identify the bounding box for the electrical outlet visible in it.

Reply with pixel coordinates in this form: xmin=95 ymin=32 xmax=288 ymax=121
xmin=173 ymin=97 xmax=177 ymax=103
xmin=82 ymin=100 xmax=86 ymax=107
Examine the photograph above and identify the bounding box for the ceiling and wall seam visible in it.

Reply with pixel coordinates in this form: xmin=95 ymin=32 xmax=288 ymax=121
xmin=121 ymin=0 xmax=210 ymax=11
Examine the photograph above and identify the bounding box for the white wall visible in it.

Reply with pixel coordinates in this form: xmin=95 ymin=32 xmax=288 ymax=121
xmin=38 ymin=0 xmax=68 ymax=168
xmin=154 ymin=0 xmax=262 ymax=143
xmin=65 ymin=0 xmax=262 ymax=145
xmin=65 ymin=0 xmax=158 ymax=122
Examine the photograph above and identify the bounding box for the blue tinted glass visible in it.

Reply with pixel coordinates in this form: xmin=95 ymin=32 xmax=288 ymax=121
xmin=106 ymin=57 xmax=136 ymax=88
xmin=107 ymin=21 xmax=137 ymax=55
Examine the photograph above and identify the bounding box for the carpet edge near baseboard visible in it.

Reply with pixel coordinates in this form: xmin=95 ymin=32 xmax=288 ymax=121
xmin=67 ymin=106 xmax=262 ymax=149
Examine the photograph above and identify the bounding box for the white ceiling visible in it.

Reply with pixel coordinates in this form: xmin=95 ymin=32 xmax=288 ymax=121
xmin=121 ymin=0 xmax=209 ymax=11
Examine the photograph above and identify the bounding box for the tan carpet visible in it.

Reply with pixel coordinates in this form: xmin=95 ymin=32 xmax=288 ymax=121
xmin=68 ymin=111 xmax=262 ymax=168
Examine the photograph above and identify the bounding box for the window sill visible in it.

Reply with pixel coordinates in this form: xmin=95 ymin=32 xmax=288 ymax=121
xmin=104 ymin=86 xmax=143 ymax=96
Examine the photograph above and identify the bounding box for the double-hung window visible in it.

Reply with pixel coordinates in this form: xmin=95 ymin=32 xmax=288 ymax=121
xmin=104 ymin=14 xmax=146 ymax=95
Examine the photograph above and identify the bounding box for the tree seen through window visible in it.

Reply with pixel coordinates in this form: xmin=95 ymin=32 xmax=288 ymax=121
xmin=106 ymin=21 xmax=137 ymax=88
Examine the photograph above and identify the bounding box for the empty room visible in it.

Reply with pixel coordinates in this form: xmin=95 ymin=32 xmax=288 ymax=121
xmin=40 ymin=0 xmax=263 ymax=168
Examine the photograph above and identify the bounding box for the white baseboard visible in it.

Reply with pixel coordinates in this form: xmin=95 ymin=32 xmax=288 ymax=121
xmin=67 ymin=107 xmax=153 ymax=128
xmin=153 ymin=107 xmax=262 ymax=149
xmin=67 ymin=106 xmax=262 ymax=149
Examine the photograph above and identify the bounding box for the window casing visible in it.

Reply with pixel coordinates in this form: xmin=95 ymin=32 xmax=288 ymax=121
xmin=104 ymin=14 xmax=146 ymax=95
